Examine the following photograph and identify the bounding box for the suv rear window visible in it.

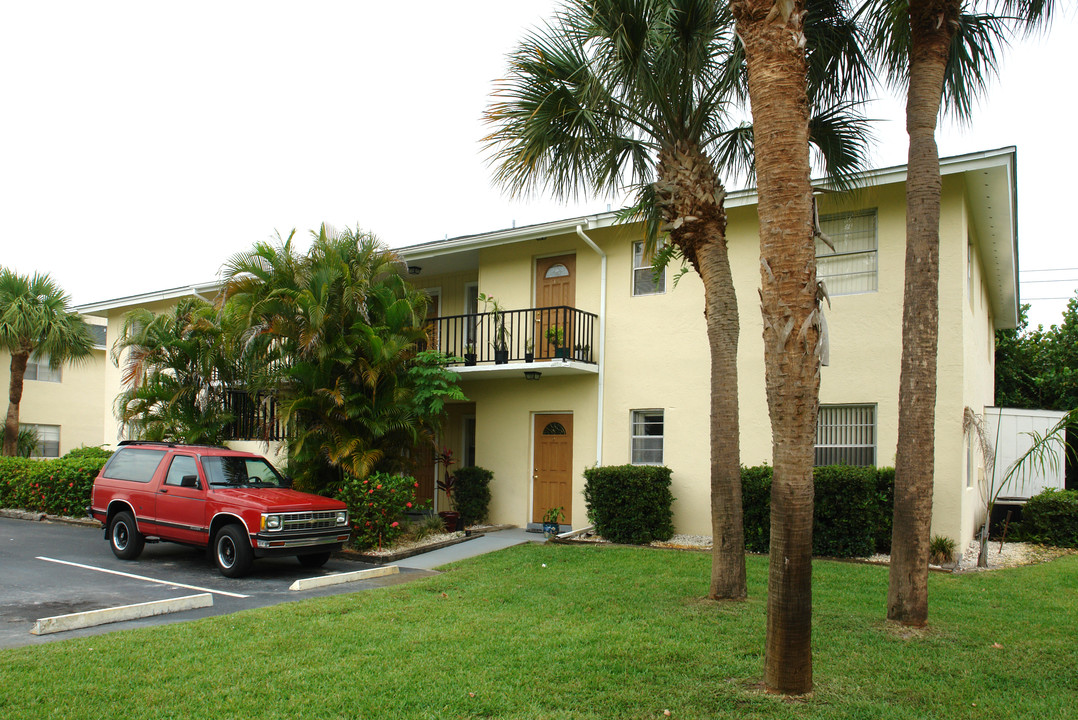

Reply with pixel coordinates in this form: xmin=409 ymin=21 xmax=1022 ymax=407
xmin=101 ymin=448 xmax=168 ymax=483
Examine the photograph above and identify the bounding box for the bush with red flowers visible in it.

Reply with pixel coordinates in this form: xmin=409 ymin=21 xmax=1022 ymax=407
xmin=0 ymin=451 xmax=110 ymax=517
xmin=336 ymin=471 xmax=424 ymax=550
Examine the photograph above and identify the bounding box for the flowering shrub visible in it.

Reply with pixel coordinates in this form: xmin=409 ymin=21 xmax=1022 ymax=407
xmin=336 ymin=471 xmax=424 ymax=551
xmin=0 ymin=454 xmax=110 ymax=516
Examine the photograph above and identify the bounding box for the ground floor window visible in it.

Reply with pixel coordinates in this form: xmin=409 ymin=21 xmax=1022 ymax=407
xmin=631 ymin=410 xmax=664 ymax=465
xmin=19 ymin=423 xmax=60 ymax=458
xmin=814 ymin=405 xmax=875 ymax=467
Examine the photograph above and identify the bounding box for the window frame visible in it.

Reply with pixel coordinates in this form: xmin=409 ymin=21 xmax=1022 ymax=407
xmin=814 ymin=404 xmax=876 ymax=467
xmin=815 ymin=209 xmax=878 ymax=297
xmin=25 ymin=352 xmax=62 ymax=383
xmin=19 ymin=423 xmax=61 ymax=458
xmin=631 ymin=240 xmax=666 ymax=297
xmin=630 ymin=409 xmax=664 ymax=465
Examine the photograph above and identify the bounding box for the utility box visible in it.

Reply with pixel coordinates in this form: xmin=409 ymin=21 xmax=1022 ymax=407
xmin=985 ymin=407 xmax=1068 ymax=502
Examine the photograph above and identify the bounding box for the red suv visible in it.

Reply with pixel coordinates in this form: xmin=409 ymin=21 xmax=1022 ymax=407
xmin=90 ymin=442 xmax=349 ymax=577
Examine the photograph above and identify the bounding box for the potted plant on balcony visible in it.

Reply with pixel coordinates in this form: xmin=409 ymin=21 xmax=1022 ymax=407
xmin=463 ymin=342 xmax=477 ymax=367
xmin=524 ymin=338 xmax=534 ymax=363
xmin=479 ymin=292 xmax=511 ymax=364
xmin=542 ymin=506 xmax=565 ymax=538
xmin=435 ymin=447 xmax=461 ymax=531
xmin=574 ymin=343 xmax=590 ymax=362
xmin=546 ymin=326 xmax=568 ymax=359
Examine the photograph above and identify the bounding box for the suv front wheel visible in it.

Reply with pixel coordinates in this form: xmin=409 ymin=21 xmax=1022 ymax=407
xmin=213 ymin=524 xmax=253 ymax=578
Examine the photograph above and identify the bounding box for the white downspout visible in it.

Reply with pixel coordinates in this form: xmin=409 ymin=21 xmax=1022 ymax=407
xmin=576 ymin=223 xmax=606 ymax=466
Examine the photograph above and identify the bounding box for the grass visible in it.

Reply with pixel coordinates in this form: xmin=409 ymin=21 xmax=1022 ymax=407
xmin=1 ymin=544 xmax=1076 ymax=719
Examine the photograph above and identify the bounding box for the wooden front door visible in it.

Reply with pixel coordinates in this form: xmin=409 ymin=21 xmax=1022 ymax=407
xmin=532 ymin=414 xmax=573 ymax=523
xmin=535 ymin=255 xmax=576 ymax=358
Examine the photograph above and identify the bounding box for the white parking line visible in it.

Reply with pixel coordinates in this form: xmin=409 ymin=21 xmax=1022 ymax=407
xmin=36 ymin=557 xmax=250 ymax=599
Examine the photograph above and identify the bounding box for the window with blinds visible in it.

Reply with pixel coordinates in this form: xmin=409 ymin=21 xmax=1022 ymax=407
xmin=25 ymin=352 xmax=62 ymax=383
xmin=632 ymin=241 xmax=665 ymax=296
xmin=631 ymin=410 xmax=664 ymax=464
xmin=814 ymin=405 xmax=875 ymax=467
xmin=815 ymin=210 xmax=878 ymax=296
xmin=20 ymin=423 xmax=60 ymax=458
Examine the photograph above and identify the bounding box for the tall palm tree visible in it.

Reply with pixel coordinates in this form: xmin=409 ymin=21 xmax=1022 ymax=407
xmin=728 ymin=0 xmax=824 ymax=696
xmin=485 ymin=0 xmax=870 ymax=603
xmin=113 ymin=297 xmax=237 ymax=445
xmin=862 ymin=0 xmax=1054 ymax=628
xmin=0 ymin=267 xmax=94 ymax=456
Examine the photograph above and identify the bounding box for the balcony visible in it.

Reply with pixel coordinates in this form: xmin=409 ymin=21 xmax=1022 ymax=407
xmin=425 ymin=306 xmax=598 ymax=379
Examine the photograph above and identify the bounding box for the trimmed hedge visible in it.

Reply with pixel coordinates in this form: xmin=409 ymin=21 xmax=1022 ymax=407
xmin=1015 ymin=488 xmax=1078 ymax=548
xmin=742 ymin=464 xmax=895 ymax=558
xmin=583 ymin=465 xmax=674 ymax=545
xmin=453 ymin=466 xmax=493 ymax=527
xmin=0 ymin=453 xmax=110 ymax=517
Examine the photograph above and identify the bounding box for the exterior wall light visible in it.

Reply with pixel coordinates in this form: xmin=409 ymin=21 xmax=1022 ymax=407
xmin=524 ymin=371 xmax=541 ymax=381
xmin=407 ymin=265 xmax=422 ymax=275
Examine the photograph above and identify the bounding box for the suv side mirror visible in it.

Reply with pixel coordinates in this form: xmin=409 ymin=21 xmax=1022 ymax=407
xmin=280 ymin=476 xmax=293 ymax=488
xmin=180 ymin=474 xmax=200 ymax=489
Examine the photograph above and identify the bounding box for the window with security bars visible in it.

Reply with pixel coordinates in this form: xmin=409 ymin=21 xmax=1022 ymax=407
xmin=814 ymin=405 xmax=875 ymax=467
xmin=815 ymin=210 xmax=877 ymax=296
xmin=631 ymin=410 xmax=664 ymax=464
xmin=632 ymin=241 xmax=665 ymax=296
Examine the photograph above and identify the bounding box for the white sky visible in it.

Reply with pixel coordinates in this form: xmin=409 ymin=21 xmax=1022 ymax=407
xmin=2 ymin=2 xmax=1076 ymax=330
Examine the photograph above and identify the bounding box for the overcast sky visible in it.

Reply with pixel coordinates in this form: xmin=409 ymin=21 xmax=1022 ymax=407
xmin=3 ymin=2 xmax=1076 ymax=330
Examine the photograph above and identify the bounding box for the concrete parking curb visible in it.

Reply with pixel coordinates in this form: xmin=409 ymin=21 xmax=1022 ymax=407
xmin=289 ymin=565 xmax=400 ymax=591
xmin=30 ymin=593 xmax=214 ymax=635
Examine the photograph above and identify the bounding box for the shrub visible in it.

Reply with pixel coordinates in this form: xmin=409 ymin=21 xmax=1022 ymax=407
xmin=453 ymin=466 xmax=493 ymax=527
xmin=583 ymin=465 xmax=674 ymax=545
xmin=813 ymin=465 xmax=879 ymax=558
xmin=874 ymin=467 xmax=895 ymax=553
xmin=0 ymin=455 xmax=108 ymax=516
xmin=740 ymin=464 xmax=894 ymax=558
xmin=929 ymin=534 xmax=957 ymax=565
xmin=1015 ymin=488 xmax=1078 ymax=548
xmin=64 ymin=446 xmax=114 ymax=461
xmin=336 ymin=472 xmax=423 ymax=551
xmin=741 ymin=465 xmax=772 ymax=553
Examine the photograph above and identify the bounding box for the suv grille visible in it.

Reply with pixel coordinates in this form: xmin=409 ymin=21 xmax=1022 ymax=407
xmin=281 ymin=511 xmax=339 ymax=532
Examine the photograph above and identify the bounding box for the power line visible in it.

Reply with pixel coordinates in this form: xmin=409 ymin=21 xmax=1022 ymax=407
xmin=1020 ymin=278 xmax=1078 ymax=284
xmin=1021 ymin=267 xmax=1078 ymax=273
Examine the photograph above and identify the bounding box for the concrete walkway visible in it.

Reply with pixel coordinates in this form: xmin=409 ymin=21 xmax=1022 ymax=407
xmin=397 ymin=527 xmax=545 ymax=570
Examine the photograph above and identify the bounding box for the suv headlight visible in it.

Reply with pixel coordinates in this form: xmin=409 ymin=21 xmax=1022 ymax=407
xmin=335 ymin=511 xmax=348 ymax=525
xmin=262 ymin=514 xmax=282 ymax=532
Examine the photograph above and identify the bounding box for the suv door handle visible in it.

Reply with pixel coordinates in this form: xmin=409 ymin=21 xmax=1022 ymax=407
xmin=158 ymin=488 xmax=168 ymax=494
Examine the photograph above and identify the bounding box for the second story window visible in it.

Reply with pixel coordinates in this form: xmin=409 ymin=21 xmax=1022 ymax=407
xmin=25 ymin=352 xmax=62 ymax=383
xmin=816 ymin=210 xmax=878 ymax=296
xmin=632 ymin=241 xmax=665 ymax=296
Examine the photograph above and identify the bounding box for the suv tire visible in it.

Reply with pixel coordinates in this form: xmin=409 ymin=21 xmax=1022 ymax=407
xmin=214 ymin=524 xmax=253 ymax=578
xmin=109 ymin=510 xmax=145 ymax=560
xmin=297 ymin=551 xmax=331 ymax=569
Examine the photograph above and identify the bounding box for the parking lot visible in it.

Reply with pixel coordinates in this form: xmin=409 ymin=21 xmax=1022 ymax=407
xmin=0 ymin=516 xmax=436 ymax=649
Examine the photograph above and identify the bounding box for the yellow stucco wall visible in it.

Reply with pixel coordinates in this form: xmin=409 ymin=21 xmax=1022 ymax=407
xmin=1 ymin=346 xmax=107 ymax=455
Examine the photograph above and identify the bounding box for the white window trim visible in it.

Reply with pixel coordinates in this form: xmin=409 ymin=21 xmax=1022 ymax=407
xmin=630 ymin=409 xmax=664 ymax=465
xmin=20 ymin=423 xmax=61 ymax=458
xmin=814 ymin=404 xmax=876 ymax=467
xmin=631 ymin=241 xmax=666 ymax=297
xmin=815 ymin=209 xmax=878 ymax=297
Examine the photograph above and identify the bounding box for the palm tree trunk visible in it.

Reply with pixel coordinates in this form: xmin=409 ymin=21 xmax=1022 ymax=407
xmin=698 ymin=233 xmax=747 ymax=600
xmin=655 ymin=141 xmax=747 ymax=600
xmin=732 ymin=0 xmax=817 ymax=695
xmin=887 ymin=0 xmax=959 ymax=628
xmin=4 ymin=350 xmax=30 ymax=457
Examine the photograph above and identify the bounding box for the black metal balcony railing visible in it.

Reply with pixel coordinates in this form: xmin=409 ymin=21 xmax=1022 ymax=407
xmin=426 ymin=306 xmax=598 ymax=366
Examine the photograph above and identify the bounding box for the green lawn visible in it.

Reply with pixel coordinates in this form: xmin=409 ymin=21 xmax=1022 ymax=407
xmin=1 ymin=544 xmax=1076 ymax=719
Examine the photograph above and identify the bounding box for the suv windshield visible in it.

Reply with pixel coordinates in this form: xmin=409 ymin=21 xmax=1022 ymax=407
xmin=202 ymin=456 xmax=286 ymax=488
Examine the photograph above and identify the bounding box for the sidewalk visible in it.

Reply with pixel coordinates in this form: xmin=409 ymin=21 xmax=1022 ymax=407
xmin=396 ymin=527 xmax=545 ymax=570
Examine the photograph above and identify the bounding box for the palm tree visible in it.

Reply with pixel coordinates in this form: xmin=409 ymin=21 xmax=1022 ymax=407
xmin=728 ymin=0 xmax=824 ymax=696
xmin=0 ymin=267 xmax=94 ymax=457
xmin=223 ymin=226 xmax=464 ymax=493
xmin=485 ymin=0 xmax=870 ymax=603
xmin=862 ymin=0 xmax=1054 ymax=628
xmin=113 ymin=297 xmax=237 ymax=445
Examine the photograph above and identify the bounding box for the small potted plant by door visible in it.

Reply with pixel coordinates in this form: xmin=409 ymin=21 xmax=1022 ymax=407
xmin=546 ymin=326 xmax=569 ymax=359
xmin=574 ymin=343 xmax=590 ymax=362
xmin=524 ymin=338 xmax=534 ymax=363
xmin=463 ymin=343 xmax=477 ymax=367
xmin=542 ymin=506 xmax=565 ymax=538
xmin=435 ymin=447 xmax=461 ymax=531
